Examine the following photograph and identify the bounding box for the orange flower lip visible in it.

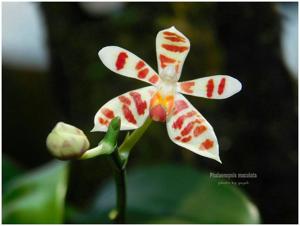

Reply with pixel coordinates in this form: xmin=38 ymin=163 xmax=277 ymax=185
xmin=150 ymin=91 xmax=175 ymax=122
xmin=150 ymin=104 xmax=167 ymax=122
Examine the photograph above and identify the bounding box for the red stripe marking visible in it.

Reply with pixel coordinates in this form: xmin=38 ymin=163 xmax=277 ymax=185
xmin=159 ymin=54 xmax=176 ymax=68
xmin=98 ymin=117 xmax=109 ymax=126
xmin=186 ymin=111 xmax=197 ymax=117
xmin=172 ymin=111 xmax=197 ymax=129
xmin=138 ymin=68 xmax=149 ymax=79
xmin=206 ymin=79 xmax=214 ymax=98
xmin=119 ymin=96 xmax=131 ymax=105
xmin=218 ymin=78 xmax=226 ymax=95
xmin=162 ymin=44 xmax=189 ymax=53
xmin=148 ymin=74 xmax=159 ymax=84
xmin=180 ymin=81 xmax=195 ymax=94
xmin=101 ymin=108 xmax=115 ymax=119
xmin=194 ymin=118 xmax=205 ymax=125
xmin=135 ymin=60 xmax=145 ymax=70
xmin=163 ymin=31 xmax=183 ymax=37
xmin=181 ymin=122 xmax=194 ymax=136
xmin=201 ymin=139 xmax=214 ymax=150
xmin=173 ymin=115 xmax=186 ymax=130
xmin=115 ymin=52 xmax=128 ymax=70
xmin=130 ymin=91 xmax=147 ymax=115
xmin=175 ymin=136 xmax=181 ymax=141
xmin=164 ymin=36 xmax=185 ymax=42
xmin=181 ymin=136 xmax=192 ymax=143
xmin=175 ymin=63 xmax=179 ymax=73
xmin=173 ymin=100 xmax=189 ymax=115
xmin=122 ymin=105 xmax=137 ymax=124
xmin=194 ymin=125 xmax=207 ymax=137
xmin=163 ymin=31 xmax=185 ymax=42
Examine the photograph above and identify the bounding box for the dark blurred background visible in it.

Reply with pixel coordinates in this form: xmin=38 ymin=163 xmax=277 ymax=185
xmin=2 ymin=2 xmax=298 ymax=223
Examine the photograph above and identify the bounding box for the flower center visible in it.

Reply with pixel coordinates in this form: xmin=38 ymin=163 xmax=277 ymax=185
xmin=150 ymin=65 xmax=178 ymax=122
xmin=159 ymin=64 xmax=178 ymax=82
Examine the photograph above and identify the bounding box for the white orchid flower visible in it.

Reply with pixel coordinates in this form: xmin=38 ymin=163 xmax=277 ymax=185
xmin=92 ymin=26 xmax=242 ymax=163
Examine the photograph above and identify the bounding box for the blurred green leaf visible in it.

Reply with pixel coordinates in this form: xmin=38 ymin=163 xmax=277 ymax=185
xmin=2 ymin=155 xmax=24 ymax=188
xmin=3 ymin=161 xmax=69 ymax=224
xmin=83 ymin=164 xmax=260 ymax=224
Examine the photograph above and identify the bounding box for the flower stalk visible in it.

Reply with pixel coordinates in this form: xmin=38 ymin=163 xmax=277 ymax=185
xmin=81 ymin=117 xmax=152 ymax=223
xmin=118 ymin=117 xmax=152 ymax=167
xmin=47 ymin=117 xmax=153 ymax=224
xmin=109 ymin=150 xmax=127 ymax=223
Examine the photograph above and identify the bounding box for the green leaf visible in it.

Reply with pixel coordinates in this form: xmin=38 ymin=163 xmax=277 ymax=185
xmin=88 ymin=164 xmax=260 ymax=224
xmin=3 ymin=161 xmax=69 ymax=224
xmin=2 ymin=155 xmax=24 ymax=188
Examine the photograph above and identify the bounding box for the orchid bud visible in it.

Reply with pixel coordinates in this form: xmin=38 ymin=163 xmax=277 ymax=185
xmin=46 ymin=122 xmax=90 ymax=160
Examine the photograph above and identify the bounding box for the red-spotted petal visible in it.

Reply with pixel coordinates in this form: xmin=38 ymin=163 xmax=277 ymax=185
xmin=92 ymin=86 xmax=157 ymax=132
xmin=177 ymin=75 xmax=242 ymax=99
xmin=99 ymin=46 xmax=160 ymax=86
xmin=166 ymin=93 xmax=221 ymax=162
xmin=156 ymin=26 xmax=190 ymax=80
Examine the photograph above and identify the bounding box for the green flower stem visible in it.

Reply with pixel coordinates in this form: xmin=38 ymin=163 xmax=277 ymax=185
xmin=79 ymin=144 xmax=109 ymax=160
xmin=109 ymin=150 xmax=127 ymax=224
xmin=118 ymin=117 xmax=152 ymax=167
xmin=79 ymin=117 xmax=152 ymax=224
xmin=79 ymin=117 xmax=121 ymax=160
xmin=108 ymin=117 xmax=152 ymax=223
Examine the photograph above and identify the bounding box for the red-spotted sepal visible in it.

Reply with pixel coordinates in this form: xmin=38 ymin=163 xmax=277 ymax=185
xmin=166 ymin=93 xmax=221 ymax=162
xmin=92 ymin=86 xmax=157 ymax=132
xmin=99 ymin=46 xmax=160 ymax=85
xmin=156 ymin=26 xmax=190 ymax=80
xmin=177 ymin=75 xmax=242 ymax=99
